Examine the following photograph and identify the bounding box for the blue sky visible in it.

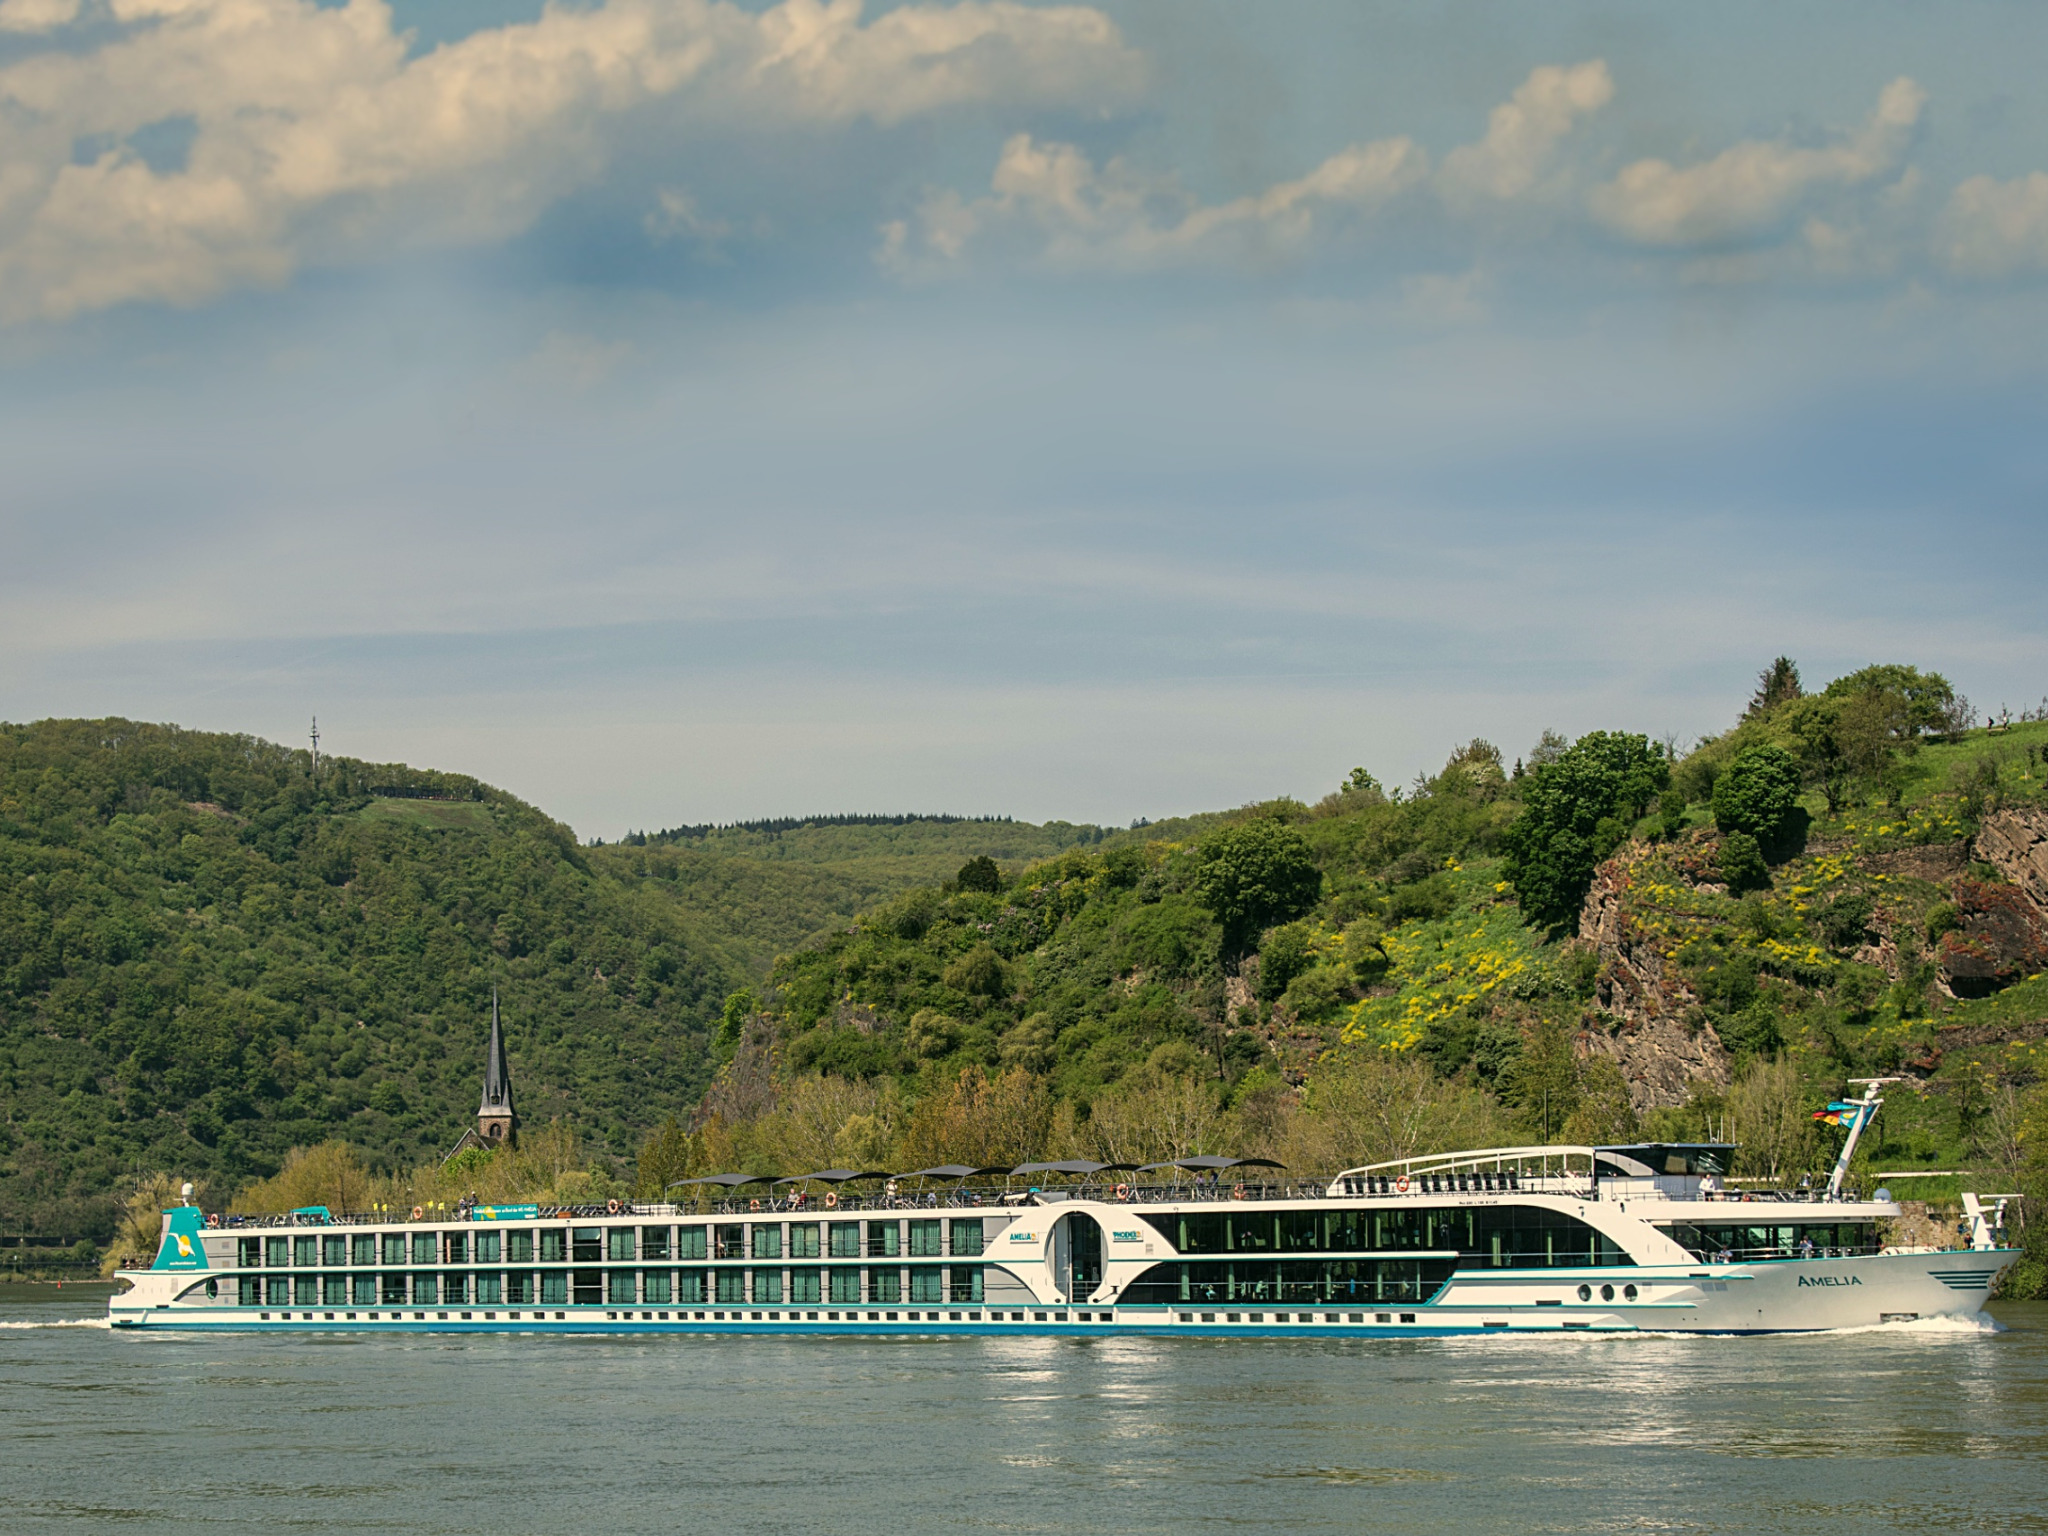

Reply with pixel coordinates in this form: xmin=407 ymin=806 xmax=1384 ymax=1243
xmin=3 ymin=0 xmax=2045 ymax=835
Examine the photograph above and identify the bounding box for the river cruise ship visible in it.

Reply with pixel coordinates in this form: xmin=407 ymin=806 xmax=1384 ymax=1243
xmin=111 ymin=1123 xmax=2019 ymax=1338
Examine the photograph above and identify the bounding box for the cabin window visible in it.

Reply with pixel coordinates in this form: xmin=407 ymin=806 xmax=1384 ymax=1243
xmin=445 ymin=1232 xmax=468 ymax=1265
xmin=909 ymin=1267 xmax=944 ymax=1303
xmin=829 ymin=1223 xmax=861 ymax=1258
xmin=293 ymin=1236 xmax=316 ymax=1267
xmin=239 ymin=1276 xmax=260 ymax=1306
xmin=262 ymin=1275 xmax=287 ymax=1305
xmin=907 ymin=1221 xmax=942 ymax=1257
xmin=949 ymin=1266 xmax=983 ymax=1303
xmin=443 ymin=1273 xmax=468 ymax=1305
xmin=789 ymin=1269 xmax=821 ymax=1304
xmin=716 ymin=1270 xmax=745 ymax=1304
xmin=829 ymin=1268 xmax=862 ymax=1304
xmin=411 ymin=1233 xmax=435 ymax=1266
xmin=475 ymin=1231 xmax=501 ymax=1263
xmin=475 ymin=1273 xmax=503 ymax=1305
xmin=412 ymin=1274 xmax=438 ymax=1306
xmin=508 ymin=1230 xmax=535 ymax=1264
xmin=352 ymin=1274 xmax=376 ymax=1306
xmin=950 ymin=1219 xmax=985 ymax=1257
xmin=751 ymin=1225 xmax=782 ymax=1260
xmin=507 ymin=1273 xmax=535 ymax=1305
xmin=266 ymin=1237 xmax=289 ymax=1267
xmin=676 ymin=1272 xmax=705 ymax=1304
xmin=351 ymin=1235 xmax=375 ymax=1266
xmin=677 ymin=1225 xmax=707 ymax=1260
xmin=539 ymin=1229 xmax=567 ymax=1263
xmin=238 ymin=1238 xmax=262 ymax=1268
xmin=322 ymin=1236 xmax=346 ymax=1266
xmin=716 ymin=1225 xmax=745 ymax=1260
xmin=573 ymin=1270 xmax=602 ymax=1305
xmin=752 ymin=1268 xmax=782 ymax=1305
xmin=608 ymin=1229 xmax=635 ymax=1262
xmin=292 ymin=1275 xmax=316 ymax=1305
xmin=540 ymin=1272 xmax=568 ymax=1305
xmin=572 ymin=1229 xmax=603 ymax=1263
xmin=608 ymin=1271 xmax=636 ymax=1304
xmin=382 ymin=1234 xmax=406 ymax=1266
xmin=642 ymin=1271 xmax=671 ymax=1304
xmin=381 ymin=1274 xmax=406 ymax=1305
xmin=789 ymin=1224 xmax=821 ymax=1259
xmin=322 ymin=1275 xmax=347 ymax=1305
xmin=640 ymin=1228 xmax=671 ymax=1261
xmin=867 ymin=1268 xmax=900 ymax=1304
xmin=867 ymin=1222 xmax=900 ymax=1258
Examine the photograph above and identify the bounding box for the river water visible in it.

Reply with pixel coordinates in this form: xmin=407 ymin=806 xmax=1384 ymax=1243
xmin=5 ymin=1287 xmax=2045 ymax=1534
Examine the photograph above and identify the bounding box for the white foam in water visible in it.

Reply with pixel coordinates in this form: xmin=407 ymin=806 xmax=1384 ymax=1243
xmin=1822 ymin=1313 xmax=2004 ymax=1338
xmin=0 ymin=1317 xmax=113 ymax=1330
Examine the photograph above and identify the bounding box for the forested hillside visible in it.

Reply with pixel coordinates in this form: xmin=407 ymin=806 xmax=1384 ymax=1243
xmin=0 ymin=720 xmax=728 ymax=1241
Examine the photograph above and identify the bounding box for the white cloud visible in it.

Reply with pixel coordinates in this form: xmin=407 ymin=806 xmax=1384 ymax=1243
xmin=1438 ymin=60 xmax=1612 ymax=204
xmin=1589 ymin=76 xmax=1924 ymax=247
xmin=882 ymin=60 xmax=1607 ymax=274
xmin=1941 ymin=171 xmax=2048 ymax=276
xmin=0 ymin=0 xmax=1140 ymax=321
xmin=0 ymin=0 xmax=79 ymax=32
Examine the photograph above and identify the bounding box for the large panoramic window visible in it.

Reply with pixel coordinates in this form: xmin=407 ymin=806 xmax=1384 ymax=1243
xmin=1657 ymin=1222 xmax=1879 ymax=1261
xmin=475 ymin=1273 xmax=503 ymax=1305
xmin=443 ymin=1273 xmax=467 ymax=1305
xmin=716 ymin=1225 xmax=745 ymax=1260
xmin=239 ymin=1277 xmax=260 ymax=1306
xmin=1139 ymin=1206 xmax=1632 ymax=1268
xmin=294 ymin=1236 xmax=316 ymax=1267
xmin=573 ymin=1270 xmax=602 ymax=1305
xmin=266 ymin=1237 xmax=289 ymax=1267
xmin=950 ymin=1220 xmax=985 ymax=1257
xmin=446 ymin=1232 xmax=468 ymax=1265
xmin=949 ymin=1266 xmax=982 ymax=1303
xmin=751 ymin=1225 xmax=782 ymax=1260
xmin=352 ymin=1274 xmax=375 ymax=1307
xmin=608 ymin=1271 xmax=635 ymax=1304
xmin=322 ymin=1274 xmax=346 ymax=1305
xmin=867 ymin=1222 xmax=899 ymax=1258
xmin=572 ymin=1228 xmax=602 ymax=1263
xmin=352 ymin=1235 xmax=376 ymax=1266
xmin=539 ymin=1229 xmax=566 ymax=1263
xmin=293 ymin=1275 xmax=316 ymax=1306
xmin=412 ymin=1273 xmax=438 ymax=1306
xmin=716 ymin=1270 xmax=745 ymax=1304
xmin=380 ymin=1273 xmax=406 ymax=1305
xmin=676 ymin=1271 xmax=705 ymax=1304
xmin=506 ymin=1273 xmax=535 ymax=1305
xmin=322 ymin=1236 xmax=346 ymax=1266
xmin=540 ymin=1272 xmax=568 ymax=1305
xmin=411 ymin=1233 xmax=435 ymax=1266
xmin=383 ymin=1234 xmax=406 ymax=1266
xmin=238 ymin=1238 xmax=261 ymax=1268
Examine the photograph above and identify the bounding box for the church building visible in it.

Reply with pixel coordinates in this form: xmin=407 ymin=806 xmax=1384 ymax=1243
xmin=445 ymin=991 xmax=517 ymax=1159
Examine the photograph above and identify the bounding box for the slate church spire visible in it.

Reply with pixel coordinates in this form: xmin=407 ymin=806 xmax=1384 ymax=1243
xmin=477 ymin=989 xmax=516 ymax=1147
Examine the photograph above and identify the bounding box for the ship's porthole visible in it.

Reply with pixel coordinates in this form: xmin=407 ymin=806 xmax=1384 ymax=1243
xmin=1600 ymin=1284 xmax=1614 ymax=1302
xmin=1577 ymin=1285 xmax=1591 ymax=1302
xmin=1623 ymin=1284 xmax=1638 ymax=1302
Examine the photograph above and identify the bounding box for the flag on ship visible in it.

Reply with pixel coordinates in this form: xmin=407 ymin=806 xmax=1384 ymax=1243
xmin=1812 ymin=1101 xmax=1868 ymax=1126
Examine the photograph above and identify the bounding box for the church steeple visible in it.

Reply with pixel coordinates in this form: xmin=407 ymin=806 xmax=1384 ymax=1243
xmin=477 ymin=990 xmax=516 ymax=1147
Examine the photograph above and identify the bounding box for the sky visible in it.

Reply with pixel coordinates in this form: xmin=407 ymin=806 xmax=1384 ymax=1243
xmin=3 ymin=0 xmax=2046 ymax=837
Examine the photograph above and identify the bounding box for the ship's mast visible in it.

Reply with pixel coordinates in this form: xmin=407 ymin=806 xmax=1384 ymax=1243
xmin=1825 ymin=1076 xmax=1902 ymax=1201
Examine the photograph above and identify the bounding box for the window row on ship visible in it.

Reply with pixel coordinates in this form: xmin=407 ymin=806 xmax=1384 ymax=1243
xmin=234 ymin=1219 xmax=990 ymax=1270
xmin=230 ymin=1265 xmax=991 ymax=1308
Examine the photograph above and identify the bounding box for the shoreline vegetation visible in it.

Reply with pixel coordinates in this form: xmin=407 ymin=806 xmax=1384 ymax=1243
xmin=7 ymin=660 xmax=2048 ymax=1297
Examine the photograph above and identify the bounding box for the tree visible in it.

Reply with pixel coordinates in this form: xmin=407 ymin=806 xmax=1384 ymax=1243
xmin=1746 ymin=657 xmax=1803 ymax=718
xmin=635 ymin=1116 xmax=694 ymax=1199
xmin=1822 ymin=664 xmax=1967 ymax=741
xmin=1501 ymin=731 xmax=1670 ymax=933
xmin=1193 ymin=818 xmax=1323 ymax=958
xmin=1716 ymin=832 xmax=1769 ymax=895
xmin=1712 ymin=744 xmax=1803 ymax=850
xmin=956 ymin=855 xmax=1001 ymax=894
xmin=1727 ymin=1055 xmax=1818 ymax=1183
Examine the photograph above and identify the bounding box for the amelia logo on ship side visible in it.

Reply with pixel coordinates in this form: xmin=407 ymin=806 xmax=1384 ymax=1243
xmin=1796 ymin=1274 xmax=1862 ymax=1288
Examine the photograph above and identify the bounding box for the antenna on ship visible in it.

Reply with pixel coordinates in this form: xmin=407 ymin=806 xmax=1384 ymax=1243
xmin=1823 ymin=1077 xmax=1905 ymax=1202
xmin=310 ymin=717 xmax=320 ymax=777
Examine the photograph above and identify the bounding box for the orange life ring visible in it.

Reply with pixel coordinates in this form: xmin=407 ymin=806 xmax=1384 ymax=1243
xmin=205 ymin=1213 xmax=220 ymax=1229
xmin=749 ymin=1198 xmax=761 ymax=1212
xmin=410 ymin=1205 xmax=424 ymax=1221
xmin=1114 ymin=1184 xmax=1131 ymax=1201
xmin=607 ymin=1199 xmax=622 ymax=1215
xmin=1394 ymin=1175 xmax=1410 ymax=1194
xmin=825 ymin=1191 xmax=838 ymax=1208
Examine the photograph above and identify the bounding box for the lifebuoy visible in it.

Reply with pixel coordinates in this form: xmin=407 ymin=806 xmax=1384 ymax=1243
xmin=410 ymin=1205 xmax=424 ymax=1221
xmin=205 ymin=1213 xmax=220 ymax=1229
xmin=1231 ymin=1184 xmax=1246 ymax=1200
xmin=825 ymin=1191 xmax=838 ymax=1208
xmin=1114 ymin=1184 xmax=1131 ymax=1201
xmin=1394 ymin=1175 xmax=1410 ymax=1194
xmin=749 ymin=1198 xmax=761 ymax=1212
xmin=607 ymin=1199 xmax=622 ymax=1215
